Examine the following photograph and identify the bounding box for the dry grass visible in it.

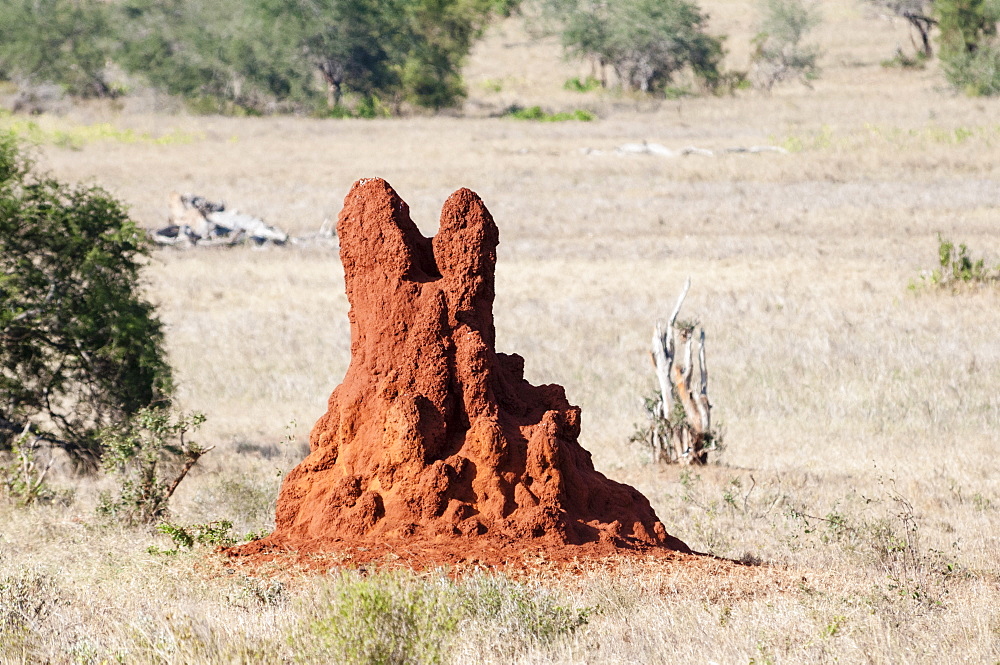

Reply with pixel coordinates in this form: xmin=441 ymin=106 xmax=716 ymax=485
xmin=3 ymin=1 xmax=1000 ymax=662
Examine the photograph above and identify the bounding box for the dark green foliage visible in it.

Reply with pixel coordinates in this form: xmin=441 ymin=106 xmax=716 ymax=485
xmin=936 ymin=0 xmax=1000 ymax=94
xmin=0 ymin=0 xmax=118 ymax=97
xmin=0 ymin=135 xmax=171 ymax=464
xmin=542 ymin=0 xmax=724 ymax=93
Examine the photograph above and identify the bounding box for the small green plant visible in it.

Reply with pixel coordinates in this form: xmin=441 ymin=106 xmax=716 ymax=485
xmin=97 ymin=408 xmax=211 ymax=525
xmin=912 ymin=234 xmax=999 ymax=290
xmin=563 ymin=76 xmax=601 ymax=92
xmin=147 ymin=520 xmax=267 ymax=555
xmin=503 ymin=105 xmax=595 ymax=121
xmin=1 ymin=428 xmax=57 ymax=506
xmin=480 ymin=78 xmax=504 ymax=92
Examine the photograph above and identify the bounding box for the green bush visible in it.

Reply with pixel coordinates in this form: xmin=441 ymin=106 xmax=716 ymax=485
xmin=936 ymin=0 xmax=1000 ymax=95
xmin=911 ymin=233 xmax=999 ymax=289
xmin=941 ymin=46 xmax=1000 ymax=95
xmin=541 ymin=0 xmax=724 ymax=93
xmin=0 ymin=134 xmax=171 ymax=466
xmin=96 ymin=408 xmax=209 ymax=525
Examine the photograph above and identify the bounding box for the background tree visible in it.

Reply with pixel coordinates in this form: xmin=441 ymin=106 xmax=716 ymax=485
xmin=117 ymin=0 xmax=313 ymax=113
xmin=750 ymin=0 xmax=821 ymax=91
xmin=400 ymin=0 xmax=497 ymax=109
xmin=0 ymin=0 xmax=118 ymax=98
xmin=866 ymin=0 xmax=937 ymax=57
xmin=0 ymin=134 xmax=172 ymax=466
xmin=541 ymin=0 xmax=724 ymax=93
xmin=268 ymin=0 xmax=407 ymax=110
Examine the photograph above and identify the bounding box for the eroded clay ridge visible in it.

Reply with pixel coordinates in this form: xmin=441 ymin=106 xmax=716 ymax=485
xmin=259 ymin=178 xmax=689 ymax=554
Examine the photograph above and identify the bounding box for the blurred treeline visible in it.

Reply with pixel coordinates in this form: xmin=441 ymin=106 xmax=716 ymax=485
xmin=0 ymin=0 xmax=518 ymax=115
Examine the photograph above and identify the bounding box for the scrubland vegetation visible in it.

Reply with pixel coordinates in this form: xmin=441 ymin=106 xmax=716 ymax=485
xmin=2 ymin=0 xmax=1000 ymax=662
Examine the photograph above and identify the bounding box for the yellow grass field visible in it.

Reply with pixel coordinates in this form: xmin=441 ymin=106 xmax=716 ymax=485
xmin=3 ymin=1 xmax=1000 ymax=662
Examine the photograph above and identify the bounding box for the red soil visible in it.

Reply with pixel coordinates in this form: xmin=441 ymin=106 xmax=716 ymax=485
xmin=229 ymin=178 xmax=690 ymax=569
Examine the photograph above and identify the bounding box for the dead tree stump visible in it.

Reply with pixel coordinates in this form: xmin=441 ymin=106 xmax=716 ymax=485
xmin=638 ymin=278 xmax=718 ymax=465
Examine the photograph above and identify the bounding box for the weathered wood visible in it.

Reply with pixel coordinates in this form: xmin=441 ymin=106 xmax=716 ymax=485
xmin=645 ymin=278 xmax=716 ymax=464
xmin=695 ymin=329 xmax=711 ymax=433
xmin=154 ymin=192 xmax=288 ymax=247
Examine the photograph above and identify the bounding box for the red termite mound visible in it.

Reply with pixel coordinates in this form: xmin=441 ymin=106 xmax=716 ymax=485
xmin=238 ymin=178 xmax=689 ymax=565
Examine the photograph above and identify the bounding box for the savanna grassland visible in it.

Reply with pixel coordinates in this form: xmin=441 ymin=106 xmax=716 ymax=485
xmin=3 ymin=1 xmax=1000 ymax=662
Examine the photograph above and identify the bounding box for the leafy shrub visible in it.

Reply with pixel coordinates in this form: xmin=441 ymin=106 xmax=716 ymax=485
xmin=0 ymin=428 xmax=66 ymax=506
xmin=941 ymin=46 xmax=1000 ymax=95
xmin=96 ymin=408 xmax=210 ymax=525
xmin=936 ymin=0 xmax=1000 ymax=95
xmin=0 ymin=133 xmax=171 ymax=466
xmin=750 ymin=0 xmax=821 ymax=91
xmin=911 ymin=234 xmax=999 ymax=289
xmin=541 ymin=0 xmax=724 ymax=93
